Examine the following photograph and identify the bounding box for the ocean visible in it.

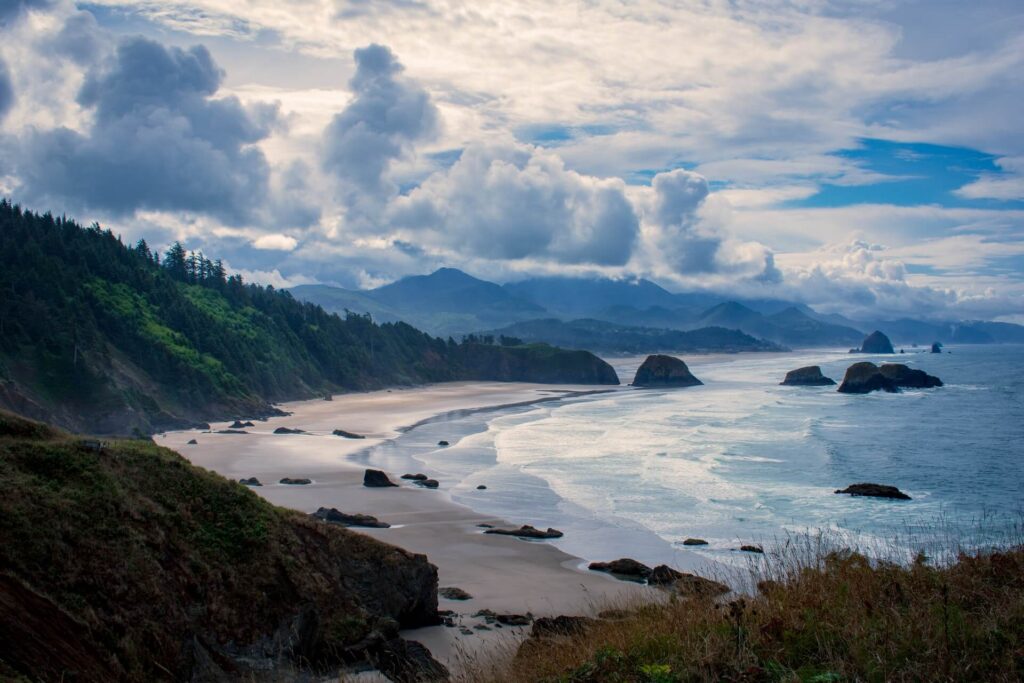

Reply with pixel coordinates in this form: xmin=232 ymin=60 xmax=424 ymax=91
xmin=352 ymin=345 xmax=1024 ymax=571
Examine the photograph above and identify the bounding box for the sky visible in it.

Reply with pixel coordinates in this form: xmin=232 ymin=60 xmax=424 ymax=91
xmin=0 ymin=0 xmax=1022 ymax=322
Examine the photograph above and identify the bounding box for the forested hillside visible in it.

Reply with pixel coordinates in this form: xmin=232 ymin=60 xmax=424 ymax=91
xmin=0 ymin=201 xmax=616 ymax=434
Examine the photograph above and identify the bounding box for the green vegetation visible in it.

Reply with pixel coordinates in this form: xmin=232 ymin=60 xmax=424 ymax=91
xmin=0 ymin=410 xmax=439 ymax=681
xmin=477 ymin=543 xmax=1024 ymax=682
xmin=0 ymin=200 xmax=616 ymax=434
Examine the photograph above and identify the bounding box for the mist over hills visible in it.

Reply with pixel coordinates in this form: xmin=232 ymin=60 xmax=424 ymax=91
xmin=290 ymin=268 xmax=1024 ymax=349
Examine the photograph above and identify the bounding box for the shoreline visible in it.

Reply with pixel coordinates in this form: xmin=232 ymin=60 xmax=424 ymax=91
xmin=156 ymin=380 xmax=658 ymax=670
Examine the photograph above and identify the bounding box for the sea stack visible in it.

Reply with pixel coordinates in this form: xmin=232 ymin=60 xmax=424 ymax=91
xmin=878 ymin=364 xmax=943 ymax=388
xmin=780 ymin=366 xmax=835 ymax=386
xmin=632 ymin=355 xmax=703 ymax=388
xmin=931 ymin=342 xmax=943 ymax=353
xmin=858 ymin=330 xmax=895 ymax=354
xmin=838 ymin=362 xmax=942 ymax=394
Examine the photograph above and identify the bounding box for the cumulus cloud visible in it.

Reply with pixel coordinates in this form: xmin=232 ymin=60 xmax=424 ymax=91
xmin=0 ymin=0 xmax=54 ymax=25
xmin=15 ymin=36 xmax=278 ymax=223
xmin=322 ymin=43 xmax=437 ymax=214
xmin=252 ymin=233 xmax=298 ymax=251
xmin=388 ymin=141 xmax=639 ymax=265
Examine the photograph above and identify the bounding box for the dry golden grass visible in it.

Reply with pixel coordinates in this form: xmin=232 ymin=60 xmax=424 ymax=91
xmin=462 ymin=526 xmax=1024 ymax=683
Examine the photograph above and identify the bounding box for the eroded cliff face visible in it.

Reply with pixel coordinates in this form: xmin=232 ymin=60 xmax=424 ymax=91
xmin=0 ymin=411 xmax=443 ymax=682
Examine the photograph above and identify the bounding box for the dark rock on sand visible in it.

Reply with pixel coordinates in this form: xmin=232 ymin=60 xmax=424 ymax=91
xmin=835 ymin=483 xmax=912 ymax=500
xmin=476 ymin=485 xmax=487 ymax=490
xmin=632 ymin=354 xmax=703 ymax=388
xmin=332 ymin=428 xmax=365 ymax=439
xmin=837 ymin=362 xmax=899 ymax=394
xmin=647 ymin=564 xmax=683 ymax=585
xmin=187 ymin=439 xmax=198 ymax=445
xmin=476 ymin=523 xmax=494 ymax=528
xmin=364 ymin=469 xmax=398 ymax=488
xmin=859 ymin=330 xmax=895 ymax=354
xmin=879 ymin=363 xmax=943 ymax=389
xmin=273 ymin=427 xmax=306 ymax=434
xmin=311 ymin=507 xmax=390 ymax=528
xmin=931 ymin=342 xmax=943 ymax=353
xmin=437 ymin=440 xmax=450 ymax=446
xmin=531 ymin=615 xmax=595 ymax=638
xmin=682 ymin=538 xmax=708 ymax=546
xmin=780 ymin=365 xmax=835 ymax=386
xmin=239 ymin=477 xmax=261 ymax=486
xmin=439 ymin=587 xmax=473 ymax=600
xmin=194 ymin=422 xmax=211 ymax=430
xmin=417 ymin=479 xmax=440 ymax=489
xmin=740 ymin=545 xmax=764 ymax=554
xmin=279 ymin=478 xmax=311 ymax=485
xmin=484 ymin=525 xmax=563 ymax=539
xmin=366 ymin=637 xmax=449 ymax=683
xmin=401 ymin=473 xmax=428 ymax=481
xmin=217 ymin=429 xmax=248 ymax=434
xmin=229 ymin=420 xmax=255 ymax=429
xmin=588 ymin=558 xmax=652 ymax=581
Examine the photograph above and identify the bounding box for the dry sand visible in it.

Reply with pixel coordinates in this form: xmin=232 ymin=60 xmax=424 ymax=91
xmin=156 ymin=381 xmax=655 ymax=673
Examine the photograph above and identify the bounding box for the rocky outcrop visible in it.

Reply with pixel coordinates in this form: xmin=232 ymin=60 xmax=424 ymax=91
xmin=187 ymin=438 xmax=198 ymax=445
xmin=682 ymin=538 xmax=708 ymax=546
xmin=632 ymin=355 xmax=703 ymax=388
xmin=672 ymin=573 xmax=731 ymax=596
xmin=439 ymin=587 xmax=473 ymax=600
xmin=416 ymin=479 xmax=440 ymax=489
xmin=858 ymin=330 xmax=895 ymax=354
xmin=837 ymin=362 xmax=899 ymax=394
xmin=878 ymin=364 xmax=943 ymax=389
xmin=280 ymin=477 xmax=312 ymax=485
xmin=530 ymin=615 xmax=595 ymax=638
xmin=484 ymin=525 xmax=564 ymax=539
xmin=273 ymin=427 xmax=306 ymax=434
xmin=781 ymin=366 xmax=835 ymax=386
xmin=401 ymin=473 xmax=428 ymax=481
xmin=588 ymin=558 xmax=652 ymax=581
xmin=333 ymin=428 xmax=365 ymax=439
xmin=437 ymin=440 xmax=450 ymax=446
xmin=364 ymin=469 xmax=398 ymax=488
xmin=931 ymin=342 xmax=943 ymax=353
xmin=239 ymin=477 xmax=262 ymax=486
xmin=230 ymin=420 xmax=255 ymax=428
xmin=835 ymin=483 xmax=912 ymax=500
xmin=366 ymin=637 xmax=449 ymax=683
xmin=311 ymin=507 xmax=390 ymax=528
xmin=740 ymin=545 xmax=764 ymax=553
xmin=476 ymin=485 xmax=487 ymax=490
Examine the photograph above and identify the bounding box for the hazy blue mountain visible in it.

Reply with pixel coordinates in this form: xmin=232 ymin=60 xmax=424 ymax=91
xmin=694 ymin=302 xmax=864 ymax=348
xmin=502 ymin=276 xmax=689 ymax=315
xmin=288 ymin=284 xmax=402 ymax=323
xmin=480 ymin=318 xmax=784 ymax=354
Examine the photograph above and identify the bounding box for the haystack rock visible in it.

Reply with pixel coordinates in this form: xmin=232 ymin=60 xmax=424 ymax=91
xmin=632 ymin=355 xmax=703 ymax=388
xmin=931 ymin=342 xmax=943 ymax=353
xmin=858 ymin=330 xmax=895 ymax=354
xmin=780 ymin=366 xmax=835 ymax=386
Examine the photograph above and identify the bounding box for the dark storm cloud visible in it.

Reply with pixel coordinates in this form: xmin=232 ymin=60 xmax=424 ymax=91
xmin=322 ymin=44 xmax=437 ymax=200
xmin=18 ymin=36 xmax=277 ymax=223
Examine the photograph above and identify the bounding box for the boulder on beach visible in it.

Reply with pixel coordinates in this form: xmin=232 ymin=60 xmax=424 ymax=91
xmin=837 ymin=362 xmax=899 ymax=394
xmin=273 ymin=427 xmax=305 ymax=434
xmin=239 ymin=477 xmax=261 ymax=487
xmin=682 ymin=538 xmax=708 ymax=546
xmin=739 ymin=545 xmax=764 ymax=554
xmin=931 ymin=342 xmax=943 ymax=353
xmin=279 ymin=477 xmax=311 ymax=485
xmin=780 ymin=366 xmax=836 ymax=386
xmin=217 ymin=429 xmax=248 ymax=434
xmin=647 ymin=564 xmax=683 ymax=585
xmin=229 ymin=420 xmax=255 ymax=429
xmin=588 ymin=558 xmax=652 ymax=581
xmin=311 ymin=507 xmax=390 ymax=528
xmin=186 ymin=439 xmax=198 ymax=445
xmin=363 ymin=469 xmax=398 ymax=488
xmin=476 ymin=484 xmax=487 ymax=490
xmin=632 ymin=354 xmax=703 ymax=388
xmin=332 ymin=428 xmax=365 ymax=439
xmin=437 ymin=440 xmax=450 ymax=447
xmin=416 ymin=479 xmax=440 ymax=489
xmin=879 ymin=363 xmax=943 ymax=389
xmin=484 ymin=525 xmax=564 ymax=539
xmin=401 ymin=473 xmax=428 ymax=481
xmin=439 ymin=586 xmax=473 ymax=600
xmin=835 ymin=483 xmax=912 ymax=500
xmin=194 ymin=422 xmax=211 ymax=431
xmin=858 ymin=330 xmax=895 ymax=354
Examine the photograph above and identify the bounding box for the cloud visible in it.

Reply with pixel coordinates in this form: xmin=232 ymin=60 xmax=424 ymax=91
xmin=0 ymin=58 xmax=12 ymax=120
xmin=389 ymin=141 xmax=639 ymax=265
xmin=954 ymin=157 xmax=1024 ymax=201
xmin=0 ymin=0 xmax=54 ymax=25
xmin=322 ymin=43 xmax=437 ymax=214
xmin=15 ymin=36 xmax=278 ymax=223
xmin=252 ymin=233 xmax=298 ymax=251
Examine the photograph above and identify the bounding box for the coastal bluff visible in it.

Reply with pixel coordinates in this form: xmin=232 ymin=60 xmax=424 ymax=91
xmin=632 ymin=355 xmax=703 ymax=387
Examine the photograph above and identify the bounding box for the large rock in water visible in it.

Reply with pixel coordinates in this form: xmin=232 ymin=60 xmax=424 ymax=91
xmin=931 ymin=342 xmax=943 ymax=353
xmin=632 ymin=355 xmax=703 ymax=388
xmin=835 ymin=483 xmax=911 ymax=500
xmin=588 ymin=558 xmax=652 ymax=581
xmin=781 ymin=366 xmax=835 ymax=386
xmin=837 ymin=362 xmax=899 ymax=394
xmin=859 ymin=330 xmax=895 ymax=354
xmin=878 ymin=363 xmax=943 ymax=389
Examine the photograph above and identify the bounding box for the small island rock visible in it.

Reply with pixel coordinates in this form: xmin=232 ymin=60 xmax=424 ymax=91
xmin=311 ymin=507 xmax=390 ymax=528
xmin=837 ymin=362 xmax=899 ymax=394
xmin=273 ymin=427 xmax=305 ymax=434
xmin=363 ymin=469 xmax=398 ymax=488
xmin=279 ymin=477 xmax=311 ymax=485
xmin=931 ymin=342 xmax=943 ymax=353
xmin=739 ymin=545 xmax=764 ymax=554
xmin=239 ymin=477 xmax=261 ymax=486
xmin=835 ymin=483 xmax=911 ymax=500
xmin=878 ymin=363 xmax=943 ymax=389
xmin=682 ymin=538 xmax=709 ymax=546
xmin=632 ymin=354 xmax=703 ymax=388
xmin=437 ymin=440 xmax=450 ymax=447
xmin=332 ymin=428 xmax=365 ymax=439
xmin=781 ymin=366 xmax=835 ymax=386
xmin=858 ymin=330 xmax=895 ymax=354
xmin=417 ymin=479 xmax=440 ymax=489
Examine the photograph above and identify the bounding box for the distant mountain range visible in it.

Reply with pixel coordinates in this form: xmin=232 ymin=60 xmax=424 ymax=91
xmin=290 ymin=268 xmax=1024 ymax=350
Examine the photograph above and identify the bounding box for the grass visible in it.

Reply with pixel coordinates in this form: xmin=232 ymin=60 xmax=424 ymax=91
xmin=466 ymin=527 xmax=1024 ymax=683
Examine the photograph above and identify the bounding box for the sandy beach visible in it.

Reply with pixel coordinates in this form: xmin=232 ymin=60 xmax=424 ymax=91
xmin=156 ymin=381 xmax=656 ymax=673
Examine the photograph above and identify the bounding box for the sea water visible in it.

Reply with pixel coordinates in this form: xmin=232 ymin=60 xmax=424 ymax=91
xmin=352 ymin=345 xmax=1024 ymax=570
